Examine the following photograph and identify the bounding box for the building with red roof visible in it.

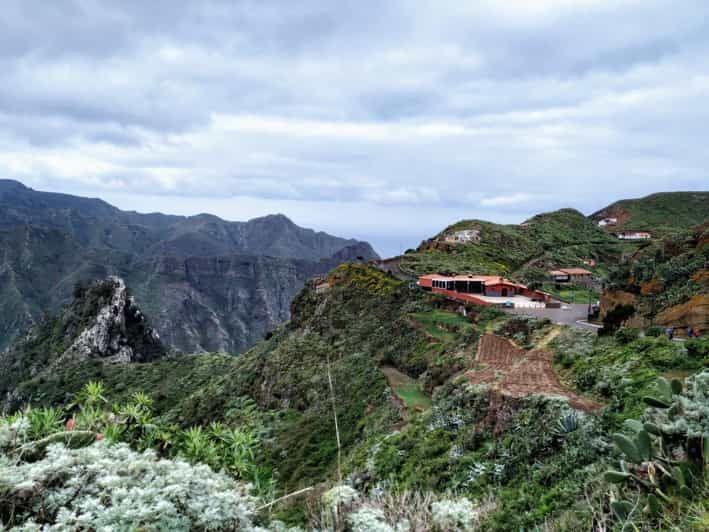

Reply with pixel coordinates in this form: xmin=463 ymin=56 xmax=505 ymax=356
xmin=418 ymin=274 xmax=551 ymax=306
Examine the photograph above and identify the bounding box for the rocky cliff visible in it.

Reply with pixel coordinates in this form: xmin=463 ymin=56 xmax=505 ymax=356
xmin=0 ymin=180 xmax=378 ymax=352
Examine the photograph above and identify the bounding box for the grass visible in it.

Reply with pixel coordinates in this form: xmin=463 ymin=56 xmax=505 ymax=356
xmin=542 ymin=283 xmax=599 ymax=304
xmin=382 ymin=366 xmax=432 ymax=411
xmin=410 ymin=310 xmax=472 ymax=342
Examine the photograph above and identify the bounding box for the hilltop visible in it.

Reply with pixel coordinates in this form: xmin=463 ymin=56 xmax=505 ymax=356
xmin=591 ymin=191 xmax=709 ymax=235
xmin=398 ymin=208 xmax=619 ymax=282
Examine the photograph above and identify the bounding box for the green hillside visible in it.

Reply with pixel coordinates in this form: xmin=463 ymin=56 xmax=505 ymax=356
xmin=591 ymin=191 xmax=709 ymax=235
xmin=400 ymin=208 xmax=620 ymax=282
xmin=5 ymin=264 xmax=708 ymax=530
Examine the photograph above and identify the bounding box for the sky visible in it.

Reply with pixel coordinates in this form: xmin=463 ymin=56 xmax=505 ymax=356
xmin=1 ymin=1 xmax=708 ymax=257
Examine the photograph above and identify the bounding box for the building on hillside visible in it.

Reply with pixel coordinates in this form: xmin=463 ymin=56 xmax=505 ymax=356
xmin=616 ymin=231 xmax=652 ymax=240
xmin=597 ymin=217 xmax=618 ymax=227
xmin=549 ymin=268 xmax=594 ymax=286
xmin=418 ymin=274 xmax=551 ymax=307
xmin=582 ymin=259 xmax=596 ymax=267
xmin=444 ymin=229 xmax=481 ymax=244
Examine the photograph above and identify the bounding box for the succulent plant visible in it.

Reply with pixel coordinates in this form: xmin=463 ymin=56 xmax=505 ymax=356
xmin=605 ymin=373 xmax=708 ymax=524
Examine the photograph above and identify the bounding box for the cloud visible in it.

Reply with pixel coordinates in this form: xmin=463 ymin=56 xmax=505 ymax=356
xmin=0 ymin=0 xmax=707 ymax=256
xmin=480 ymin=194 xmax=536 ymax=207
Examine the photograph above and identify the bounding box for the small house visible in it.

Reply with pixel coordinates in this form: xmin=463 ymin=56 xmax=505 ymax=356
xmin=549 ymin=270 xmax=571 ymax=283
xmin=549 ymin=268 xmax=594 ymax=286
xmin=444 ymin=229 xmax=481 ymax=244
xmin=597 ymin=217 xmax=618 ymax=227
xmin=617 ymin=231 xmax=651 ymax=240
xmin=582 ymin=259 xmax=596 ymax=267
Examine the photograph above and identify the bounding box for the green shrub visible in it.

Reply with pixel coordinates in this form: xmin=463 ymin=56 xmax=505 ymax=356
xmin=686 ymin=337 xmax=709 ymax=359
xmin=645 ymin=325 xmax=665 ymax=337
xmin=615 ymin=327 xmax=640 ymax=345
xmin=601 ymin=304 xmax=635 ymax=334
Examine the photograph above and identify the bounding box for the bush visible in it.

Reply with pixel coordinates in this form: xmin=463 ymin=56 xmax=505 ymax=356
xmin=685 ymin=337 xmax=709 ymax=359
xmin=615 ymin=327 xmax=640 ymax=345
xmin=645 ymin=326 xmax=665 ymax=337
xmin=0 ymin=442 xmax=261 ymax=530
xmin=601 ymin=304 xmax=636 ymax=334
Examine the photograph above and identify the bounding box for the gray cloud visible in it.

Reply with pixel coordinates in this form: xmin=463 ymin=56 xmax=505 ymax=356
xmin=0 ymin=0 xmax=707 ymax=256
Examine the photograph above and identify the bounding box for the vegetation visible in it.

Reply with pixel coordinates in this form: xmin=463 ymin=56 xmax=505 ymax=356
xmin=592 ymin=191 xmax=709 ymax=236
xmin=605 ymin=222 xmax=708 ymax=325
xmin=400 ymin=208 xmax=620 ymax=280
xmin=542 ymin=283 xmax=599 ymax=304
xmin=604 ymin=372 xmax=708 ymax=530
xmin=3 ymin=255 xmax=709 ymax=530
xmin=0 ymin=383 xmax=274 ymax=531
xmin=381 ymin=367 xmax=432 ymax=411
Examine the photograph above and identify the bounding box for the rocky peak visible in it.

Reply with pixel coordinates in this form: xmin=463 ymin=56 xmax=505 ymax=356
xmin=1 ymin=277 xmax=166 ymax=410
xmin=62 ymin=277 xmax=165 ymax=363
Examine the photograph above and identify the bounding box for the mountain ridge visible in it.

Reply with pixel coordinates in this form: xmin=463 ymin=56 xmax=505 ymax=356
xmin=0 ymin=179 xmax=378 ymax=352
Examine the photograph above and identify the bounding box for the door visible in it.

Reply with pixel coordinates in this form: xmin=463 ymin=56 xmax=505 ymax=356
xmin=501 ymin=288 xmax=508 ymax=297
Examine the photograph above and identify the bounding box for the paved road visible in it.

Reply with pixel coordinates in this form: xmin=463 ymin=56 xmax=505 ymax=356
xmin=505 ymin=303 xmax=600 ymax=330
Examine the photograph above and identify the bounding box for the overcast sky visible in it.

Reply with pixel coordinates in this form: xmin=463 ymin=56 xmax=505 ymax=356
xmin=2 ymin=1 xmax=708 ymax=256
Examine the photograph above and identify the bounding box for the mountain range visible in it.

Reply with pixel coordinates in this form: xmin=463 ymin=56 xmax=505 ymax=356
xmin=0 ymin=179 xmax=378 ymax=353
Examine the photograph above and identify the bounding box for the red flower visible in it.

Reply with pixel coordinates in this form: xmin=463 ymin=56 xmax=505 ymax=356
xmin=65 ymin=418 xmax=75 ymax=432
xmin=95 ymin=433 xmax=104 ymax=441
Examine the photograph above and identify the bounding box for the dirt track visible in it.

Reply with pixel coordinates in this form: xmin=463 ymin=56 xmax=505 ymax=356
xmin=467 ymin=334 xmax=600 ymax=412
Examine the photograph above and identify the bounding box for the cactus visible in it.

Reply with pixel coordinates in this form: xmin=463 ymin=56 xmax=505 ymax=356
xmin=605 ymin=373 xmax=708 ymax=525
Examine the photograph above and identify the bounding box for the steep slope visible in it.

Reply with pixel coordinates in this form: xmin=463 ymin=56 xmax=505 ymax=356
xmin=591 ymin=191 xmax=709 ymax=235
xmin=400 ymin=208 xmax=619 ymax=282
xmin=0 ymin=180 xmax=378 ymax=351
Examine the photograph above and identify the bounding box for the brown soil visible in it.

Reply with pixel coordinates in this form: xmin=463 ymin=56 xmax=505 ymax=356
xmin=467 ymin=334 xmax=600 ymax=412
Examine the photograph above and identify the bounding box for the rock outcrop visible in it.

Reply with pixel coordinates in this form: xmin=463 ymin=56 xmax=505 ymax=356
xmin=62 ymin=277 xmax=164 ymax=363
xmin=0 ymin=278 xmax=166 ymax=409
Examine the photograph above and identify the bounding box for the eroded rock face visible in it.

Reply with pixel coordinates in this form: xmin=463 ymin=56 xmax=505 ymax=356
xmin=656 ymin=294 xmax=709 ymax=336
xmin=62 ymin=277 xmax=163 ymax=363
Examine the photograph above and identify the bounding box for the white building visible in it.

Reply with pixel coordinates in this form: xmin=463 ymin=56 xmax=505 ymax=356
xmin=445 ymin=229 xmax=481 ymax=244
xmin=617 ymin=231 xmax=652 ymax=240
xmin=597 ymin=217 xmax=618 ymax=227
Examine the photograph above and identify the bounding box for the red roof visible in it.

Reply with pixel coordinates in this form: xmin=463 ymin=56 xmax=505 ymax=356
xmin=559 ymin=268 xmax=593 ymax=276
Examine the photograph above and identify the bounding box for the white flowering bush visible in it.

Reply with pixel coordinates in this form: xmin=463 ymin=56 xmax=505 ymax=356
xmin=431 ymin=498 xmax=479 ymax=531
xmin=322 ymin=484 xmax=360 ymax=513
xmin=310 ymin=485 xmax=489 ymax=532
xmin=346 ymin=506 xmax=397 ymax=532
xmin=0 ymin=441 xmax=264 ymax=531
xmin=0 ymin=415 xmax=29 ymax=450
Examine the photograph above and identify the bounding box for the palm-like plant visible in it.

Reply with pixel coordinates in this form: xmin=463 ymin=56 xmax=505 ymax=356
xmin=181 ymin=426 xmax=219 ymax=467
xmin=74 ymin=381 xmax=108 ymax=408
xmin=26 ymin=407 xmax=64 ymax=439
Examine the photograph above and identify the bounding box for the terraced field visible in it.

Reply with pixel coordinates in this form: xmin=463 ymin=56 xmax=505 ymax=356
xmin=468 ymin=334 xmax=600 ymax=412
